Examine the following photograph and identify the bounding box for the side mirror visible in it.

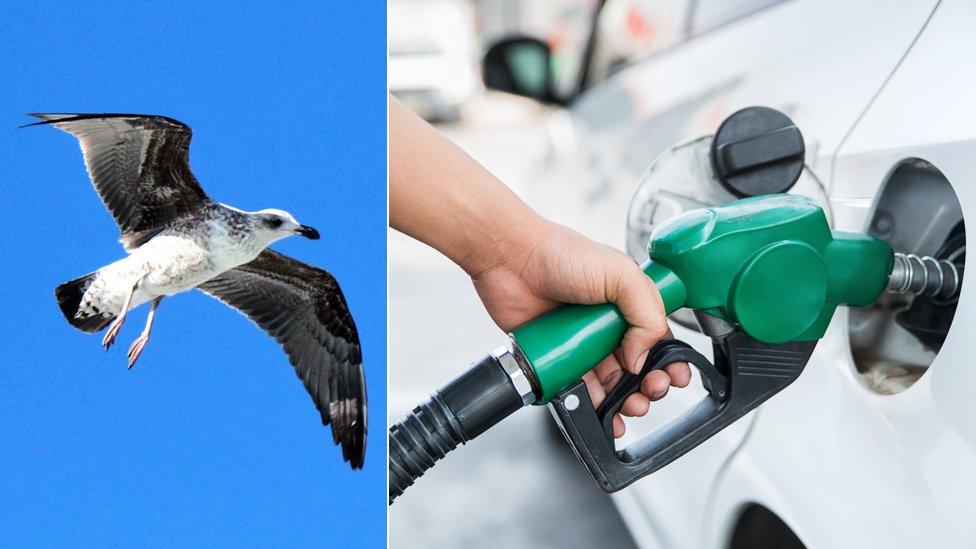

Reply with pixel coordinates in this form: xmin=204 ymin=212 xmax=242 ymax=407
xmin=482 ymin=37 xmax=562 ymax=105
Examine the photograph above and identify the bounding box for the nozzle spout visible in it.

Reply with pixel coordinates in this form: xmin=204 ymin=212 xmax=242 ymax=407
xmin=887 ymin=252 xmax=962 ymax=299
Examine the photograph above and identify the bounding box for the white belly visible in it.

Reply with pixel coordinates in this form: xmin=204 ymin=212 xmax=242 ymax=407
xmin=136 ymin=235 xmax=219 ymax=295
xmin=79 ymin=233 xmax=261 ymax=317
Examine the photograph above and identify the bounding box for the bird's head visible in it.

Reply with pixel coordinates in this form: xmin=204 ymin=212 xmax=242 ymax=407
xmin=252 ymin=208 xmax=320 ymax=243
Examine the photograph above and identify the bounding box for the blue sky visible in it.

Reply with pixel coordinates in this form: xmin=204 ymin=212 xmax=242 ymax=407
xmin=0 ymin=2 xmax=386 ymax=546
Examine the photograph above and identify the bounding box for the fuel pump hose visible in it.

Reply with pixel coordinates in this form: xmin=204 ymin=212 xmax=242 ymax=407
xmin=388 ymin=348 xmax=534 ymax=503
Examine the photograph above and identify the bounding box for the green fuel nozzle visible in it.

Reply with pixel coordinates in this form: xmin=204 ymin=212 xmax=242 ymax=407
xmin=513 ymin=194 xmax=893 ymax=403
xmin=388 ymin=107 xmax=960 ymax=502
xmin=390 ymin=194 xmax=896 ymax=502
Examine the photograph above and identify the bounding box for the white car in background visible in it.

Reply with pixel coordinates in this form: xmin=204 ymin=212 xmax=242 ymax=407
xmin=482 ymin=0 xmax=974 ymax=547
xmin=389 ymin=0 xmax=479 ymax=121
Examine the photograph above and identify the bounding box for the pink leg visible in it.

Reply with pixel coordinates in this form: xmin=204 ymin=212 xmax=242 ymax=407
xmin=102 ymin=277 xmax=143 ymax=351
xmin=127 ymin=296 xmax=162 ymax=369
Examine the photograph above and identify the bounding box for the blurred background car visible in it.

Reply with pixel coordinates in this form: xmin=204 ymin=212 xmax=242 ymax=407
xmin=390 ymin=0 xmax=975 ymax=547
xmin=389 ymin=0 xmax=480 ymax=121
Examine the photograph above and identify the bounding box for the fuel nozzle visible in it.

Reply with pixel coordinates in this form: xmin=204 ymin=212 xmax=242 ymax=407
xmin=390 ymin=194 xmax=903 ymax=501
xmin=389 ymin=107 xmax=966 ymax=499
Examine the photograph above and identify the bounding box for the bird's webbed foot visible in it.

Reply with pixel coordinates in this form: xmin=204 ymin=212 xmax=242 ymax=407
xmin=102 ymin=318 xmax=125 ymax=350
xmin=127 ymin=333 xmax=150 ymax=369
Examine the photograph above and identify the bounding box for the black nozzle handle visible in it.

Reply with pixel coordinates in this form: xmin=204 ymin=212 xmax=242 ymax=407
xmin=550 ymin=334 xmax=816 ymax=493
xmin=388 ymin=351 xmax=527 ymax=504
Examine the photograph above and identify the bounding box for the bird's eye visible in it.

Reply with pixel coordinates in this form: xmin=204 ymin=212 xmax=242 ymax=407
xmin=266 ymin=217 xmax=284 ymax=229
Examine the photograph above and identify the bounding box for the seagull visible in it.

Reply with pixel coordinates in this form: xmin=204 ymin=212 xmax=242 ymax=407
xmin=28 ymin=113 xmax=367 ymax=469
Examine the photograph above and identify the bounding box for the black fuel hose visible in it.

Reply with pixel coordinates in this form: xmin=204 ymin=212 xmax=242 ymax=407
xmin=389 ymin=352 xmax=527 ymax=503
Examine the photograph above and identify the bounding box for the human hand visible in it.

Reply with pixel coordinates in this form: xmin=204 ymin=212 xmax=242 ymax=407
xmin=390 ymin=96 xmax=691 ymax=436
xmin=465 ymin=217 xmax=691 ymax=438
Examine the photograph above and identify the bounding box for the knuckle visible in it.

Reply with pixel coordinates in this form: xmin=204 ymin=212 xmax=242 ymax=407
xmin=647 ymin=322 xmax=669 ymax=341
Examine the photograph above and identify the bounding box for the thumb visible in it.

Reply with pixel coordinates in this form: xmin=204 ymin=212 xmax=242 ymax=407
xmin=608 ymin=260 xmax=670 ymax=374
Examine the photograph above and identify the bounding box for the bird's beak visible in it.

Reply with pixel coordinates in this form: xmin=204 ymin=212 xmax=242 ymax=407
xmin=296 ymin=225 xmax=320 ymax=240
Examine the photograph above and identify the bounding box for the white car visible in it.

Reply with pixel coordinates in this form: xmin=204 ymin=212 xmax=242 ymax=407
xmin=389 ymin=0 xmax=478 ymax=121
xmin=483 ymin=0 xmax=974 ymax=547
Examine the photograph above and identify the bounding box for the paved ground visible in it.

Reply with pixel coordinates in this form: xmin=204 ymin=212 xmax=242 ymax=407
xmin=388 ymin=94 xmax=637 ymax=549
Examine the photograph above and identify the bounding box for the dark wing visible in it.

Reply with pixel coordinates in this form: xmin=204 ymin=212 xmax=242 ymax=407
xmin=198 ymin=249 xmax=366 ymax=469
xmin=25 ymin=113 xmax=210 ymax=248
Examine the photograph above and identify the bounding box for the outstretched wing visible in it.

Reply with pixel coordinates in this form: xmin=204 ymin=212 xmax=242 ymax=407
xmin=25 ymin=113 xmax=210 ymax=248
xmin=198 ymin=249 xmax=367 ymax=469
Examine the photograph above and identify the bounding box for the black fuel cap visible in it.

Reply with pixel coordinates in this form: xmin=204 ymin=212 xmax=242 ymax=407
xmin=710 ymin=106 xmax=805 ymax=197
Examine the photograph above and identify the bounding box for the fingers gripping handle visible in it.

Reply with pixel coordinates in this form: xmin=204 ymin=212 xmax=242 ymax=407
xmin=595 ymin=340 xmax=727 ymax=434
xmin=512 ymin=261 xmax=686 ymax=403
xmin=549 ymin=333 xmax=816 ymax=493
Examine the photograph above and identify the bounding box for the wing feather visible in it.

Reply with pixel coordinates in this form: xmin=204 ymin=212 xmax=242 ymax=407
xmin=198 ymin=249 xmax=366 ymax=469
xmin=26 ymin=113 xmax=211 ymax=248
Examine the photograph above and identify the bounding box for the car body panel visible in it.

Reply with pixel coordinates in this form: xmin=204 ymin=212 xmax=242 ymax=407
xmin=526 ymin=0 xmax=938 ymax=254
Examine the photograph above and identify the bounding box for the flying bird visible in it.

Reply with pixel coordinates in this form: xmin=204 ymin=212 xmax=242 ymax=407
xmin=28 ymin=113 xmax=367 ymax=469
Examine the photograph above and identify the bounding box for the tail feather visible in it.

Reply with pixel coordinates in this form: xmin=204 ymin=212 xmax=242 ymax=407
xmin=55 ymin=273 xmax=113 ymax=332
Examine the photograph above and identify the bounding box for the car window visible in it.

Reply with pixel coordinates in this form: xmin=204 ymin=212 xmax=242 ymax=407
xmin=690 ymin=0 xmax=787 ymax=35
